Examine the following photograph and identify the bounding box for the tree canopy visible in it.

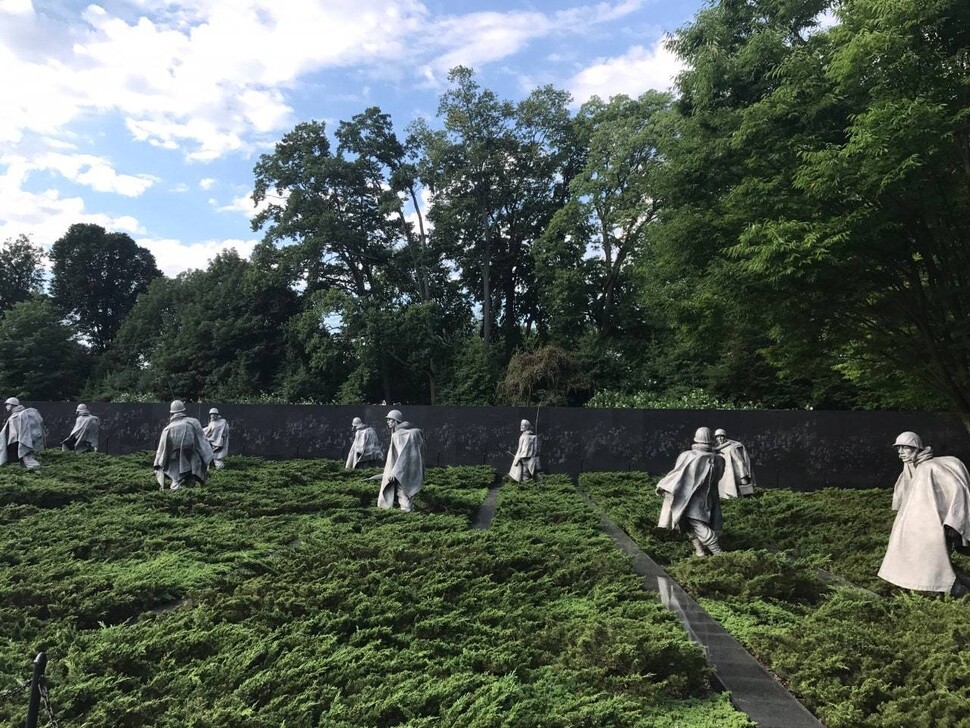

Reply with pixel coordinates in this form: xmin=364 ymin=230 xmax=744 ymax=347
xmin=9 ymin=0 xmax=970 ymax=424
xmin=49 ymin=223 xmax=162 ymax=353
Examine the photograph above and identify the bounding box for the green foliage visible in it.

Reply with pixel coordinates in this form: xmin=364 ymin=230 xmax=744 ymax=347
xmin=0 ymin=455 xmax=750 ymax=726
xmin=0 ymin=234 xmax=44 ymax=317
xmin=669 ymin=550 xmax=826 ymax=603
xmin=49 ymin=223 xmax=162 ymax=353
xmin=0 ymin=298 xmax=88 ymax=400
xmin=587 ymin=388 xmax=760 ymax=410
xmin=96 ymin=251 xmax=298 ymax=401
xmin=581 ymin=471 xmax=970 ymax=726
xmin=496 ymin=345 xmax=591 ymax=406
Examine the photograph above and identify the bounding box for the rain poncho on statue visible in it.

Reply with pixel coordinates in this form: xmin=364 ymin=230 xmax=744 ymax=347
xmin=62 ymin=404 xmax=100 ymax=452
xmin=1 ymin=397 xmax=45 ymax=468
xmin=204 ymin=408 xmax=229 ymax=468
xmin=878 ymin=432 xmax=970 ymax=593
xmin=346 ymin=417 xmax=384 ymax=469
xmin=509 ymin=419 xmax=541 ymax=482
xmin=154 ymin=400 xmax=215 ymax=489
xmin=378 ymin=410 xmax=425 ymax=512
xmin=714 ymin=428 xmax=755 ymax=498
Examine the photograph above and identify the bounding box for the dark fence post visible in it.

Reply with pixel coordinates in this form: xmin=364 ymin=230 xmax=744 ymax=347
xmin=25 ymin=652 xmax=45 ymax=728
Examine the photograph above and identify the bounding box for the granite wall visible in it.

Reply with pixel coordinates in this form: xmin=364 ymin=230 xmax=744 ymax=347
xmin=28 ymin=402 xmax=970 ymax=490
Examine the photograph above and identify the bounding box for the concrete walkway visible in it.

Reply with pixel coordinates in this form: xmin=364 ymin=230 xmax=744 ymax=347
xmin=593 ymin=510 xmax=824 ymax=728
xmin=471 ymin=472 xmax=503 ymax=530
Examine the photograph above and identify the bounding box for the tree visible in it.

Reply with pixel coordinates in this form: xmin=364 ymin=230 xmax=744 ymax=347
xmin=411 ymin=68 xmax=579 ymax=351
xmin=99 ymin=251 xmax=298 ymax=401
xmin=653 ymin=0 xmax=970 ymax=423
xmin=536 ymin=92 xmax=672 ymax=343
xmin=50 ymin=223 xmax=162 ymax=353
xmin=0 ymin=298 xmax=88 ymax=400
xmin=641 ymin=0 xmax=850 ymax=408
xmin=0 ymin=235 xmax=44 ymax=316
xmin=496 ymin=346 xmax=592 ymax=406
xmin=252 ymin=107 xmax=471 ymax=404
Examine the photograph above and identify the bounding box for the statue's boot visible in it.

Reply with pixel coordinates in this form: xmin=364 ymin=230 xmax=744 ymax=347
xmin=702 ymin=532 xmax=723 ymax=554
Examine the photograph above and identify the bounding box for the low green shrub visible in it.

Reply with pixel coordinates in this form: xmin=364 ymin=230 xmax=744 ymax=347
xmin=0 ymin=455 xmax=751 ymax=726
xmin=581 ymin=471 xmax=970 ymax=727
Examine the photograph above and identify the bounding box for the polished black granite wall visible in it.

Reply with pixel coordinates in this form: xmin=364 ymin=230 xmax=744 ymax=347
xmin=28 ymin=402 xmax=970 ymax=489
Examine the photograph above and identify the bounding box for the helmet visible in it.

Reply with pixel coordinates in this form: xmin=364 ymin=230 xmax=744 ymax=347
xmin=209 ymin=408 xmax=220 ymax=415
xmin=520 ymin=419 xmax=532 ymax=429
xmin=5 ymin=397 xmax=20 ymax=406
xmin=693 ymin=427 xmax=713 ymax=445
xmin=714 ymin=428 xmax=727 ymax=437
xmin=76 ymin=403 xmax=89 ymax=414
xmin=893 ymin=432 xmax=923 ymax=449
xmin=170 ymin=400 xmax=186 ymax=414
xmin=386 ymin=409 xmax=403 ymax=423
xmin=352 ymin=417 xmax=364 ymax=427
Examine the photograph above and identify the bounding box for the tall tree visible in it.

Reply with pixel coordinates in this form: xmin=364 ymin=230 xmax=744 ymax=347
xmin=251 ymin=117 xmax=396 ymax=298
xmin=251 ymin=107 xmax=469 ymax=404
xmin=50 ymin=223 xmax=162 ymax=353
xmin=412 ymin=68 xmax=578 ymax=351
xmin=642 ymin=0 xmax=846 ymax=407
xmin=537 ymin=91 xmax=672 ymax=342
xmin=0 ymin=298 xmax=88 ymax=400
xmin=0 ymin=235 xmax=44 ymax=316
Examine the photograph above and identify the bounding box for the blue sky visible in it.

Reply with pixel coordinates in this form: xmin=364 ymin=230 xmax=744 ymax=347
xmin=0 ymin=0 xmax=708 ymax=275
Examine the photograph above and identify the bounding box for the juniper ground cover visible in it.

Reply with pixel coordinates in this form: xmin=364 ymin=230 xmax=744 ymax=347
xmin=0 ymin=453 xmax=749 ymax=727
xmin=581 ymin=473 xmax=970 ymax=728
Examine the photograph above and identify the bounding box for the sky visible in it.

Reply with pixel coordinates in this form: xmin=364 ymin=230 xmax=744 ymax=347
xmin=0 ymin=0 xmax=708 ymax=276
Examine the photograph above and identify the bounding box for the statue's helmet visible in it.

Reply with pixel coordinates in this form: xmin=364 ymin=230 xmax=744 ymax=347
xmin=693 ymin=427 xmax=713 ymax=445
xmin=520 ymin=419 xmax=532 ymax=429
xmin=5 ymin=397 xmax=20 ymax=407
xmin=209 ymin=408 xmax=220 ymax=415
xmin=714 ymin=428 xmax=728 ymax=438
xmin=386 ymin=409 xmax=404 ymax=423
xmin=76 ymin=403 xmax=89 ymax=414
xmin=893 ymin=431 xmax=923 ymax=449
xmin=352 ymin=417 xmax=364 ymax=427
xmin=170 ymin=399 xmax=186 ymax=414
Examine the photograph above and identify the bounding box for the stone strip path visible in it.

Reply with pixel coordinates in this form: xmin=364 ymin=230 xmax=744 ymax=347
xmin=471 ymin=472 xmax=503 ymax=530
xmin=589 ymin=504 xmax=824 ymax=728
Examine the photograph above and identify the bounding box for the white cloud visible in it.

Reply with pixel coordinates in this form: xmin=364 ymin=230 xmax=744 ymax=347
xmin=0 ymin=0 xmax=33 ymax=16
xmin=418 ymin=0 xmax=643 ymax=83
xmin=567 ymin=38 xmax=684 ymax=104
xmin=28 ymin=152 xmax=157 ymax=197
xmin=137 ymin=236 xmax=259 ymax=276
xmin=217 ymin=190 xmax=286 ymax=219
xmin=0 ymin=159 xmax=142 ymax=246
xmin=1 ymin=1 xmax=649 ymax=155
xmin=198 ymin=177 xmax=215 ymax=190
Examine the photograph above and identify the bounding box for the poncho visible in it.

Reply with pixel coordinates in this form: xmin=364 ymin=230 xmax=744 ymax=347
xmin=379 ymin=423 xmax=425 ymax=502
xmin=715 ymin=439 xmax=755 ymax=498
xmin=0 ymin=406 xmax=45 ymax=464
xmin=153 ymin=414 xmax=215 ymax=486
xmin=878 ymin=448 xmax=970 ymax=592
xmin=346 ymin=425 xmax=384 ymax=469
xmin=656 ymin=445 xmax=724 ymax=532
xmin=62 ymin=414 xmax=100 ymax=452
xmin=203 ymin=417 xmax=229 ymax=457
xmin=509 ymin=431 xmax=540 ymax=482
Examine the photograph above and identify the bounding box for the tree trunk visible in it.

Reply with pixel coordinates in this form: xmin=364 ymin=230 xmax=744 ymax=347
xmin=482 ymin=219 xmax=492 ymax=346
